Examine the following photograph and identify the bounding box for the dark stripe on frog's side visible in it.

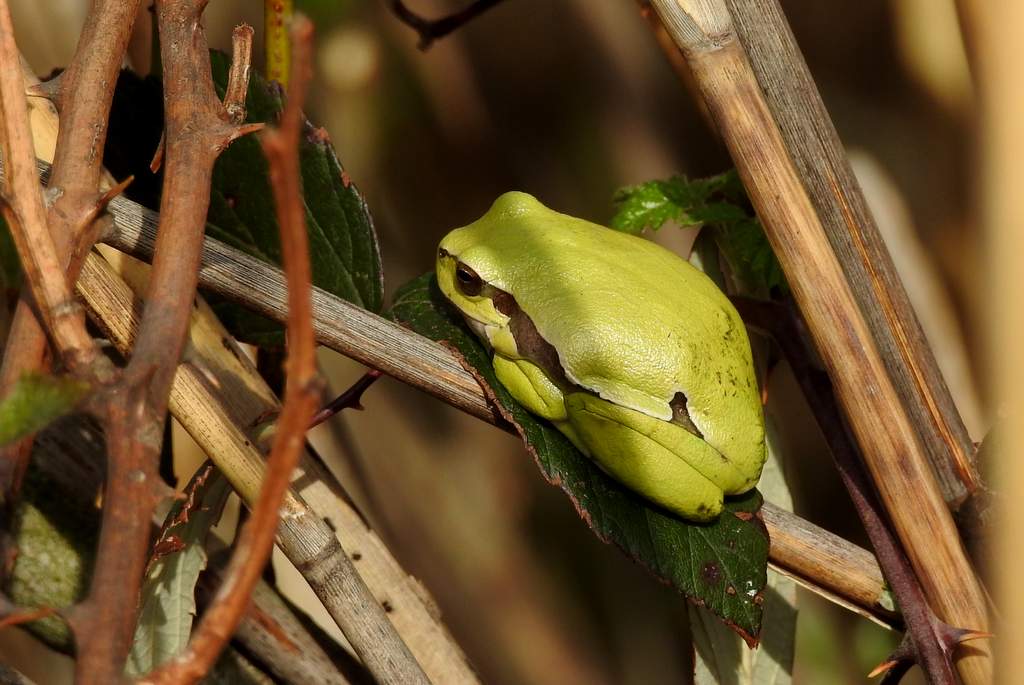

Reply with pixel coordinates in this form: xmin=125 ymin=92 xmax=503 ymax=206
xmin=489 ymin=286 xmax=571 ymax=389
xmin=488 ymin=285 xmax=704 ymax=441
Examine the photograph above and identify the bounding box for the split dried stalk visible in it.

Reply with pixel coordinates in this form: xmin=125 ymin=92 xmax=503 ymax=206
xmin=77 ymin=246 xmax=467 ymax=683
xmin=71 ymin=10 xmax=260 ymax=683
xmin=141 ymin=20 xmax=322 ymax=683
xmin=725 ymin=0 xmax=978 ymax=509
xmin=96 ymin=191 xmax=894 ymax=630
xmin=646 ymin=1 xmax=990 ymax=682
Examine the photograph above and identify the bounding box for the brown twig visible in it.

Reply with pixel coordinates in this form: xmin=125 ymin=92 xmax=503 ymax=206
xmin=387 ymin=0 xmax=508 ymax=49
xmin=96 ymin=195 xmax=896 ymax=631
xmin=645 ymin=2 xmax=990 ymax=682
xmin=23 ymin=411 xmax=368 ymax=685
xmin=140 ymin=21 xmax=321 ymax=684
xmin=70 ymin=13 xmax=260 ymax=684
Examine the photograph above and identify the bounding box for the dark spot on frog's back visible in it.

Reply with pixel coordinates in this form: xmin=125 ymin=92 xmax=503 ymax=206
xmin=701 ymin=561 xmax=722 ymax=586
xmin=670 ymin=392 xmax=703 ymax=438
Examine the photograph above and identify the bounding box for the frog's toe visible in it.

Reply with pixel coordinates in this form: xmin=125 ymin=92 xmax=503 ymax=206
xmin=564 ymin=393 xmax=724 ymax=521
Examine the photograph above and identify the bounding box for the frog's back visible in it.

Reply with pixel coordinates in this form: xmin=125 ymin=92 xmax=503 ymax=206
xmin=444 ymin=192 xmax=765 ymax=480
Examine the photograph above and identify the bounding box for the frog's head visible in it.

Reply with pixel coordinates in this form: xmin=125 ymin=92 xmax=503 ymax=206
xmin=436 ymin=192 xmax=548 ymax=356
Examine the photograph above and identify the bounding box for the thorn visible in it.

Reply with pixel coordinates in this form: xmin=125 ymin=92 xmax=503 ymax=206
xmin=0 ymin=605 xmax=57 ymax=630
xmin=869 ymin=639 xmax=912 ymax=680
xmin=309 ymin=368 xmax=383 ymax=429
xmin=878 ymin=660 xmax=914 ymax=685
xmin=936 ymin=622 xmax=994 ymax=653
xmin=25 ymin=75 xmax=61 ymax=103
xmin=97 ymin=175 xmax=134 ymax=211
xmin=956 ymin=630 xmax=994 ymax=643
xmin=229 ymin=121 xmax=266 ymax=144
xmin=867 ymin=660 xmax=898 ymax=679
xmin=150 ymin=132 xmax=165 ymax=173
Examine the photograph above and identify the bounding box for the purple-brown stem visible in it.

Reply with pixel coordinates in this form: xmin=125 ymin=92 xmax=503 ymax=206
xmin=387 ymin=0 xmax=507 ymax=49
xmin=733 ymin=296 xmax=966 ymax=684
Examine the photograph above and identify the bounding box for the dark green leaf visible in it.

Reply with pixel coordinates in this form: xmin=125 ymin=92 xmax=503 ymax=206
xmin=206 ymin=52 xmax=384 ymax=345
xmin=389 ymin=273 xmax=769 ymax=643
xmin=0 ymin=374 xmax=90 ymax=446
xmin=611 ymin=171 xmax=787 ymax=297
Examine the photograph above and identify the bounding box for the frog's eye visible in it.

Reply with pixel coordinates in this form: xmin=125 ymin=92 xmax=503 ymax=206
xmin=455 ymin=262 xmax=484 ymax=296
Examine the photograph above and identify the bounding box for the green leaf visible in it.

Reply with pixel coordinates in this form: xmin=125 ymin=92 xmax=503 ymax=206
xmin=691 ymin=416 xmax=797 ymax=684
xmin=611 ymin=171 xmax=787 ymax=297
xmin=126 ymin=464 xmax=232 ymax=677
xmin=205 ymin=51 xmax=384 ymax=345
xmin=0 ymin=374 xmax=90 ymax=446
xmin=388 ymin=273 xmax=769 ymax=642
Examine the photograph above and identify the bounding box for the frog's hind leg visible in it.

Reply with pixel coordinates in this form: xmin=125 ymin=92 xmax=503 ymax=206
xmin=564 ymin=393 xmax=726 ymax=521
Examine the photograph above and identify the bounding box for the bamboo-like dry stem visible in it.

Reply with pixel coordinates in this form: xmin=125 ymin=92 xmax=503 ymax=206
xmin=725 ymin=0 xmax=978 ymax=508
xmin=77 ymin=249 xmax=448 ymax=683
xmin=93 ymin=187 xmax=894 ymax=630
xmin=761 ymin=503 xmax=894 ymax=628
xmin=646 ymin=1 xmax=990 ymax=682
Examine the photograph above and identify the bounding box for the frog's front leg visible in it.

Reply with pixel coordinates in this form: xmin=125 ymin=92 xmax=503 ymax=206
xmin=491 ymin=355 xmax=588 ymax=452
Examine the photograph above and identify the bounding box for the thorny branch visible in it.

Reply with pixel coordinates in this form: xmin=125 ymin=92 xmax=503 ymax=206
xmin=0 ymin=0 xmax=125 ymax=581
xmin=310 ymin=369 xmax=383 ymax=428
xmin=0 ymin=0 xmax=140 ymax=609
xmin=68 ymin=9 xmax=261 ymax=683
xmin=140 ymin=19 xmax=322 ymax=683
xmin=733 ymin=297 xmax=984 ymax=684
xmin=387 ymin=0 xmax=508 ymax=49
xmin=0 ymin=3 xmax=103 ymax=374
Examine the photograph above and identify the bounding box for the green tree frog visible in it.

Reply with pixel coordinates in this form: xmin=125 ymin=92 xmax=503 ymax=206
xmin=436 ymin=192 xmax=766 ymax=521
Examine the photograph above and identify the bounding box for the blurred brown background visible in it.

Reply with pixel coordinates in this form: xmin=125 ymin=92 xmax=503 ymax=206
xmin=5 ymin=0 xmax=985 ymax=683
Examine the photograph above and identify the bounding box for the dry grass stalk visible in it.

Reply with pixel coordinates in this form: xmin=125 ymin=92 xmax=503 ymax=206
xmin=726 ymin=0 xmax=978 ymax=508
xmin=646 ymin=0 xmax=990 ymax=682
